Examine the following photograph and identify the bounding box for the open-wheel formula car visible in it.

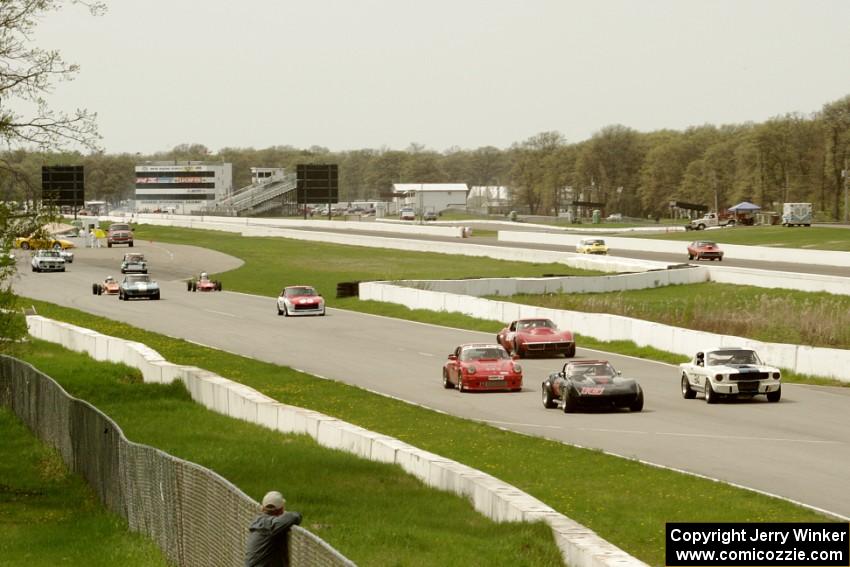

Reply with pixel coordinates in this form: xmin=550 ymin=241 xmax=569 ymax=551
xmin=442 ymin=343 xmax=522 ymax=392
xmin=276 ymin=285 xmax=325 ymax=316
xmin=187 ymin=272 xmax=222 ymax=292
xmin=497 ymin=318 xmax=575 ymax=358
xmin=119 ymin=274 xmax=160 ymax=300
xmin=92 ymin=276 xmax=120 ymax=295
xmin=680 ymin=347 xmax=781 ymax=403
xmin=541 ymin=359 xmax=644 ymax=412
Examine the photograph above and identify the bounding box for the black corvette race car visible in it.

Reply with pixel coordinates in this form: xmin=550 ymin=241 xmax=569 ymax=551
xmin=541 ymin=359 xmax=644 ymax=413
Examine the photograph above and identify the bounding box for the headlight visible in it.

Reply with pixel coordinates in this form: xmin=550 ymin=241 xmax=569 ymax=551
xmin=465 ymin=365 xmax=476 ymax=374
xmin=715 ymin=374 xmax=724 ymax=381
xmin=513 ymin=363 xmax=522 ymax=373
xmin=773 ymin=372 xmax=781 ymax=379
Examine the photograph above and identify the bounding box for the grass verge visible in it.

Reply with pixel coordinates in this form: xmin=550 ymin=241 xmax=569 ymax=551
xmin=0 ymin=407 xmax=169 ymax=566
xmin=623 ymin=225 xmax=850 ymax=251
xmin=6 ymin=339 xmax=562 ymax=567
xmin=21 ymin=299 xmax=836 ymax=566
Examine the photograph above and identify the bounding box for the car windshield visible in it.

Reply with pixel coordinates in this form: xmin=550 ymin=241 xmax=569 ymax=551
xmin=126 ymin=275 xmax=150 ymax=284
xmin=707 ymin=350 xmax=760 ymax=366
xmin=460 ymin=347 xmax=508 ymax=361
xmin=517 ymin=319 xmax=555 ymax=330
xmin=125 ymin=254 xmax=144 ymax=262
xmin=568 ymin=363 xmax=616 ymax=379
xmin=285 ymin=287 xmax=316 ymax=297
xmin=584 ymin=239 xmax=604 ymax=245
xmin=110 ymin=224 xmax=130 ymax=231
xmin=40 ymin=250 xmax=60 ymax=257
xmin=697 ymin=241 xmax=717 ymax=247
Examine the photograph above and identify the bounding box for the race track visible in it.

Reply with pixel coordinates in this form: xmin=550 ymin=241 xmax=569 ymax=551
xmin=14 ymin=241 xmax=850 ymax=519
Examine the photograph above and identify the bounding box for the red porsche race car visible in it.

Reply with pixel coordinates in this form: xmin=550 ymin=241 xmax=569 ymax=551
xmin=187 ymin=272 xmax=222 ymax=292
xmin=687 ymin=240 xmax=724 ymax=261
xmin=442 ymin=343 xmax=523 ymax=392
xmin=496 ymin=318 xmax=576 ymax=358
xmin=92 ymin=276 xmax=120 ymax=295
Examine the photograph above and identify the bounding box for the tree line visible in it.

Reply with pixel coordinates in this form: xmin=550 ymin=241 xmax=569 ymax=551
xmin=2 ymin=94 xmax=849 ymax=219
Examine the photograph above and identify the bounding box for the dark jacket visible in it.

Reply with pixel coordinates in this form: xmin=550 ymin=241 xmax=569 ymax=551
xmin=245 ymin=511 xmax=302 ymax=567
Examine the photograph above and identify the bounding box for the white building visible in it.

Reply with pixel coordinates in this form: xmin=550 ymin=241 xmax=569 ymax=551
xmin=467 ymin=185 xmax=512 ymax=214
xmin=134 ymin=162 xmax=233 ymax=214
xmin=392 ymin=183 xmax=469 ymax=214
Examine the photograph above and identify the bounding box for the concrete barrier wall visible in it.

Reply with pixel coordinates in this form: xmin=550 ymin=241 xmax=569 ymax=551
xmin=396 ymin=267 xmax=709 ymax=297
xmin=107 ymin=213 xmax=466 ymax=237
xmin=359 ymin=281 xmax=850 ymax=382
xmin=25 ymin=315 xmax=646 ymax=567
xmin=499 ymin=230 xmax=850 ymax=268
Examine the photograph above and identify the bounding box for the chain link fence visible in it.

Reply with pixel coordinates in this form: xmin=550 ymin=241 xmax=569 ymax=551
xmin=0 ymin=355 xmax=355 ymax=567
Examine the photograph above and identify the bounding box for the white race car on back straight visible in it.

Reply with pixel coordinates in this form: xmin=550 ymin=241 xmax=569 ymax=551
xmin=680 ymin=347 xmax=781 ymax=404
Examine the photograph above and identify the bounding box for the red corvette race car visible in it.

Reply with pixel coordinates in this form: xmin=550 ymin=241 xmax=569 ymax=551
xmin=442 ymin=343 xmax=522 ymax=392
xmin=497 ymin=318 xmax=576 ymax=358
xmin=92 ymin=276 xmax=120 ymax=295
xmin=687 ymin=240 xmax=724 ymax=261
xmin=187 ymin=272 xmax=222 ymax=292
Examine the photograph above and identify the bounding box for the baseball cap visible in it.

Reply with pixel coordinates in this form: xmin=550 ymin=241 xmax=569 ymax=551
xmin=261 ymin=491 xmax=285 ymax=511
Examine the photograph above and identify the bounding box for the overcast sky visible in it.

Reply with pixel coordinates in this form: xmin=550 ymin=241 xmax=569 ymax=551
xmin=32 ymin=0 xmax=850 ymax=155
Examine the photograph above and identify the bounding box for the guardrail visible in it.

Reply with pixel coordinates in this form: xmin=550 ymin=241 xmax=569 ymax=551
xmin=0 ymin=355 xmax=354 ymax=567
xmin=25 ymin=315 xmax=649 ymax=567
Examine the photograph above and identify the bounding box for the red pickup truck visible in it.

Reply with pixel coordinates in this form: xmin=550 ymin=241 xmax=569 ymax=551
xmin=107 ymin=223 xmax=134 ymax=248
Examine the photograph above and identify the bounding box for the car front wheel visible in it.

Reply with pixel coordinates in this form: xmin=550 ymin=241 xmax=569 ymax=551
xmin=766 ymin=387 xmax=781 ymax=403
xmin=704 ymin=381 xmax=717 ymax=404
xmin=542 ymin=384 xmax=556 ymax=408
xmin=630 ymin=387 xmax=644 ymax=412
xmin=681 ymin=374 xmax=696 ymax=399
xmin=442 ymin=369 xmax=453 ymax=389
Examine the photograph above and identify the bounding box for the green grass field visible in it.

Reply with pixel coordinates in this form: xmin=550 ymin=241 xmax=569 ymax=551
xmin=0 ymin=407 xmax=169 ymax=567
xmin=623 ymin=225 xmax=850 ymax=250
xmin=20 ymin=300 xmax=835 ymax=566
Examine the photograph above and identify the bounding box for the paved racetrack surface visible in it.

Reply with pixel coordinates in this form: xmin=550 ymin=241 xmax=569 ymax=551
xmin=13 ymin=240 xmax=850 ymax=519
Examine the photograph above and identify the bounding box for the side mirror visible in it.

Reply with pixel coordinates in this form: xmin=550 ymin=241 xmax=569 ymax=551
xmin=448 ymin=354 xmax=457 ymax=361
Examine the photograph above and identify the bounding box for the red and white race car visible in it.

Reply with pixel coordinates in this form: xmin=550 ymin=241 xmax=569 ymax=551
xmin=496 ymin=318 xmax=576 ymax=358
xmin=276 ymin=285 xmax=326 ymax=316
xmin=187 ymin=272 xmax=222 ymax=292
xmin=92 ymin=276 xmax=120 ymax=295
xmin=442 ymin=343 xmax=522 ymax=392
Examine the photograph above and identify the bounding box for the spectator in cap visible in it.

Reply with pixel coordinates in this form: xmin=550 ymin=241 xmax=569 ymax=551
xmin=245 ymin=491 xmax=302 ymax=567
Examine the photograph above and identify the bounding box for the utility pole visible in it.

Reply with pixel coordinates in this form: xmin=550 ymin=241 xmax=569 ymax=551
xmin=844 ymin=157 xmax=848 ymax=224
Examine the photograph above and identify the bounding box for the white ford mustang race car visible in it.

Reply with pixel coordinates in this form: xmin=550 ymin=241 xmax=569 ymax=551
xmin=31 ymin=250 xmax=66 ymax=272
xmin=680 ymin=347 xmax=781 ymax=403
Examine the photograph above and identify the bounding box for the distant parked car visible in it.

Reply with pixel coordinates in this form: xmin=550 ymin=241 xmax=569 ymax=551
xmin=400 ymin=207 xmax=416 ymax=221
xmin=15 ymin=235 xmax=75 ymax=250
xmin=687 ymin=240 xmax=723 ymax=261
xmin=107 ymin=223 xmax=134 ymax=248
xmin=575 ymin=238 xmax=608 ymax=255
xmin=423 ymin=210 xmax=438 ymax=221
xmin=442 ymin=343 xmax=522 ymax=392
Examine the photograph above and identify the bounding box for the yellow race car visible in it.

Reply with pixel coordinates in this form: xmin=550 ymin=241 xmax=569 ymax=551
xmin=575 ymin=238 xmax=608 ymax=255
xmin=14 ymin=236 xmax=75 ymax=250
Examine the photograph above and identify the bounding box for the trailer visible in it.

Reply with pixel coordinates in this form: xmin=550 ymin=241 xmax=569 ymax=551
xmin=781 ymin=203 xmax=812 ymax=227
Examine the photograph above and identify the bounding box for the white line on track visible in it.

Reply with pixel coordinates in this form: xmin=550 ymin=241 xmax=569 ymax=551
xmin=486 ymin=420 xmax=562 ymax=429
xmin=418 ymin=351 xmax=435 ymax=357
xmin=572 ymin=427 xmax=841 ymax=444
xmin=204 ymin=309 xmax=239 ymax=318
